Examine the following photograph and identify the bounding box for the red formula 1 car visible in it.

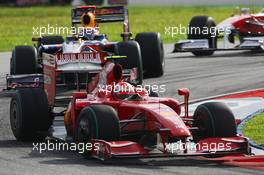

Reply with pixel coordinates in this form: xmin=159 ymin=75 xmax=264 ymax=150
xmin=3 ymin=51 xmax=250 ymax=160
xmin=174 ymin=8 xmax=264 ymax=56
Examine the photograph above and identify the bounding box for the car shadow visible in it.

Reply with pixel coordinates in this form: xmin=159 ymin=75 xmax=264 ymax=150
xmin=0 ymin=139 xmax=237 ymax=169
xmin=166 ymin=50 xmax=264 ymax=60
xmin=38 ymin=155 xmax=232 ymax=170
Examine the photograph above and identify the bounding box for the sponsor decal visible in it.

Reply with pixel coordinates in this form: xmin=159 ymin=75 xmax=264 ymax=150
xmin=56 ymin=53 xmax=101 ymax=65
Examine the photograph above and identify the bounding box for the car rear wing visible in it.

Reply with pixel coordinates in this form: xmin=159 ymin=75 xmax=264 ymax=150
xmin=72 ymin=5 xmax=130 ymax=40
xmin=96 ymin=6 xmax=128 ymax=23
xmin=72 ymin=6 xmax=128 ymax=25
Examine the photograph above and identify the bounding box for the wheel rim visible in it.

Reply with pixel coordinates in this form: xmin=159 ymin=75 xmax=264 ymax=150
xmin=77 ymin=117 xmax=91 ymax=143
xmin=194 ymin=119 xmax=206 ymax=140
xmin=193 ymin=114 xmax=208 ymax=142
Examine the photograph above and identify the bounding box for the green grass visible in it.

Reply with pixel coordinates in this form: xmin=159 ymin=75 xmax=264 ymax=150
xmin=243 ymin=113 xmax=264 ymax=146
xmin=0 ymin=5 xmax=263 ymax=51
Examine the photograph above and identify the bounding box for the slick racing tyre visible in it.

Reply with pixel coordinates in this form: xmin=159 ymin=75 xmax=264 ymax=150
xmin=10 ymin=88 xmax=52 ymax=141
xmin=116 ymin=41 xmax=143 ymax=85
xmin=39 ymin=35 xmax=64 ymax=45
xmin=75 ymin=105 xmax=120 ymax=156
xmin=188 ymin=16 xmax=217 ymax=56
xmin=10 ymin=46 xmax=38 ymax=75
xmin=192 ymin=102 xmax=237 ymax=142
xmin=135 ymin=32 xmax=164 ymax=78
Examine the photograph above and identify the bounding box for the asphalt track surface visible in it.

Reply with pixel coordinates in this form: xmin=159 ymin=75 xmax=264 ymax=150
xmin=1 ymin=45 xmax=264 ymax=175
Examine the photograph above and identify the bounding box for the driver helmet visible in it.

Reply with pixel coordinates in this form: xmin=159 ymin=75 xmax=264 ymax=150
xmin=113 ymin=82 xmax=137 ymax=100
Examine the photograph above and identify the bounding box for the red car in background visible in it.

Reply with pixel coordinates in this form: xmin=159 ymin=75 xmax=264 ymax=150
xmin=174 ymin=8 xmax=264 ymax=56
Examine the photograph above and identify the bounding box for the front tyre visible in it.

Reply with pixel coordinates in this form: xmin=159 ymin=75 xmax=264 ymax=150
xmin=188 ymin=16 xmax=217 ymax=56
xmin=75 ymin=105 xmax=120 ymax=156
xmin=192 ymin=102 xmax=237 ymax=142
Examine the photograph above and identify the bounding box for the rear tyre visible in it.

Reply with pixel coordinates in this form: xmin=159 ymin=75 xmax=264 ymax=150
xmin=10 ymin=46 xmax=37 ymax=75
xmin=188 ymin=16 xmax=217 ymax=56
xmin=116 ymin=41 xmax=143 ymax=85
xmin=75 ymin=105 xmax=120 ymax=156
xmin=135 ymin=32 xmax=164 ymax=78
xmin=192 ymin=102 xmax=237 ymax=142
xmin=10 ymin=88 xmax=52 ymax=141
xmin=39 ymin=36 xmax=64 ymax=45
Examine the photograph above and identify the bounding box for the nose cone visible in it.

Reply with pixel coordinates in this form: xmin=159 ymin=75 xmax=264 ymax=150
xmin=140 ymin=103 xmax=191 ymax=138
xmin=172 ymin=128 xmax=191 ymax=138
xmin=164 ymin=115 xmax=192 ymax=138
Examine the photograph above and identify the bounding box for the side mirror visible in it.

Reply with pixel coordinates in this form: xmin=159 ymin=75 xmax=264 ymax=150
xmin=178 ymin=88 xmax=190 ymax=97
xmin=178 ymin=88 xmax=190 ymax=118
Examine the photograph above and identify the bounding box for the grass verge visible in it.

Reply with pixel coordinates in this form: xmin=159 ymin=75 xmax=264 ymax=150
xmin=242 ymin=112 xmax=264 ymax=146
xmin=0 ymin=5 xmax=263 ymax=51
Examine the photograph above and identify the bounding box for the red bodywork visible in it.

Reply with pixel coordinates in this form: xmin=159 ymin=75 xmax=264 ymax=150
xmin=3 ymin=49 xmax=254 ymax=161
xmin=218 ymin=12 xmax=264 ymax=36
xmin=2 ymin=5 xmax=257 ymax=163
xmin=60 ymin=61 xmax=251 ymax=160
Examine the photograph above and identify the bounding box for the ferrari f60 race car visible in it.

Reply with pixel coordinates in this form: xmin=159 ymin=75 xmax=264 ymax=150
xmin=0 ymin=5 xmax=253 ymax=161
xmin=173 ymin=8 xmax=264 ymax=56
xmin=11 ymin=5 xmax=164 ymax=87
xmin=2 ymin=48 xmax=250 ymax=160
